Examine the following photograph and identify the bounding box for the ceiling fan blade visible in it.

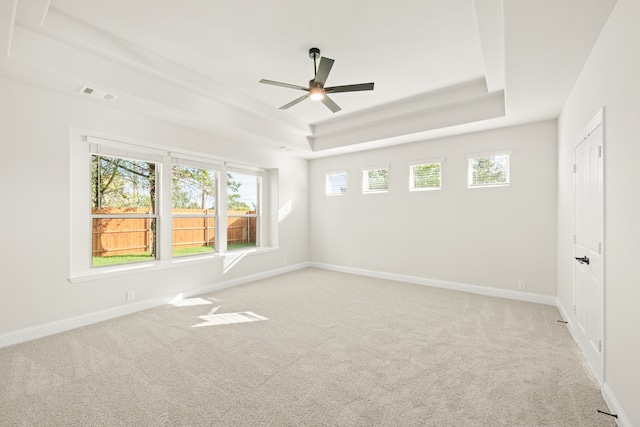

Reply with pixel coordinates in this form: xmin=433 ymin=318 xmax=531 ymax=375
xmin=321 ymin=95 xmax=341 ymax=113
xmin=325 ymin=82 xmax=375 ymax=93
xmin=313 ymin=57 xmax=334 ymax=87
xmin=280 ymin=94 xmax=309 ymax=110
xmin=259 ymin=79 xmax=309 ymax=92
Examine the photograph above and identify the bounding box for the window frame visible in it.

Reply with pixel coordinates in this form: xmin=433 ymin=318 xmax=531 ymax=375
xmin=89 ymin=141 xmax=163 ymax=267
xmin=409 ymin=158 xmax=443 ymax=191
xmin=70 ymin=133 xmax=274 ymax=281
xmin=325 ymin=170 xmax=348 ymax=196
xmin=467 ymin=151 xmax=512 ymax=188
xmin=226 ymin=166 xmax=263 ymax=251
xmin=362 ymin=165 xmax=389 ymax=194
xmin=171 ymin=156 xmax=221 ymax=258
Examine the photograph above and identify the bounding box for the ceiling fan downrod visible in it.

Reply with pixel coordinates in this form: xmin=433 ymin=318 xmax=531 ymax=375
xmin=309 ymin=47 xmax=321 ymax=77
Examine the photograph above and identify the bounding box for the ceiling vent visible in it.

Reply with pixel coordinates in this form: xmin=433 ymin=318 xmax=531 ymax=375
xmin=80 ymin=85 xmax=117 ymax=101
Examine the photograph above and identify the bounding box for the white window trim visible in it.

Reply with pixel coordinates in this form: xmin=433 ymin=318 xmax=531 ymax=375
xmin=362 ymin=165 xmax=389 ymax=194
xmin=70 ymin=131 xmax=276 ymax=283
xmin=467 ymin=150 xmax=512 ymax=188
xmin=326 ymin=169 xmax=348 ymax=196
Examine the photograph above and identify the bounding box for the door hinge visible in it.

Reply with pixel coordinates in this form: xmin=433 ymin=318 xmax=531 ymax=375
xmin=573 ymin=164 xmax=577 ymax=173
xmin=573 ymin=305 xmax=576 ymax=315
xmin=599 ymin=339 xmax=602 ymax=352
xmin=598 ymin=146 xmax=602 ymax=158
xmin=598 ymin=242 xmax=602 ymax=255
xmin=573 ymin=235 xmax=576 ymax=244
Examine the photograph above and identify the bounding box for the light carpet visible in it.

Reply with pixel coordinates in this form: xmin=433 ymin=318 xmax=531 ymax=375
xmin=0 ymin=268 xmax=616 ymax=426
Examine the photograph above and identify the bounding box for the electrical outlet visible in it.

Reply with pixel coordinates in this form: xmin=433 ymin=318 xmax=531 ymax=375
xmin=282 ymin=258 xmax=287 ymax=266
xmin=126 ymin=291 xmax=135 ymax=301
xmin=518 ymin=280 xmax=526 ymax=290
xmin=347 ymin=259 xmax=353 ymax=266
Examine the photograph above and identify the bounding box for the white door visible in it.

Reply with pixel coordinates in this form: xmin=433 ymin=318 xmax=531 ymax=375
xmin=574 ymin=113 xmax=604 ymax=383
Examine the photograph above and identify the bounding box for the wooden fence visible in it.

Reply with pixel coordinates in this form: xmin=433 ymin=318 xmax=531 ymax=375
xmin=92 ymin=208 xmax=256 ymax=256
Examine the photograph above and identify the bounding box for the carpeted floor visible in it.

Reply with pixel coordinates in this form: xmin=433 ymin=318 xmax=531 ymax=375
xmin=0 ymin=268 xmax=616 ymax=426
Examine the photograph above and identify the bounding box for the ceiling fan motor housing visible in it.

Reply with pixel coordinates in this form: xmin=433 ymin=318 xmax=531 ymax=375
xmin=309 ymin=79 xmax=323 ymax=89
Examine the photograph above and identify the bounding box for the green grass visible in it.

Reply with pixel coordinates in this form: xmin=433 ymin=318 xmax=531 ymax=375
xmin=93 ymin=243 xmax=255 ymax=267
xmin=172 ymin=246 xmax=215 ymax=257
xmin=92 ymin=253 xmax=154 ymax=267
xmin=227 ymin=242 xmax=257 ymax=250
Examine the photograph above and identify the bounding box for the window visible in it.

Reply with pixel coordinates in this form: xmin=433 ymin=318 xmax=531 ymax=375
xmin=468 ymin=152 xmax=511 ymax=187
xmin=75 ymin=136 xmax=270 ymax=272
xmin=363 ymin=166 xmax=389 ymax=194
xmin=90 ymin=148 xmax=160 ymax=267
xmin=171 ymin=159 xmax=219 ymax=257
xmin=227 ymin=168 xmax=261 ymax=250
xmin=410 ymin=160 xmax=442 ymax=191
xmin=326 ymin=170 xmax=347 ymax=195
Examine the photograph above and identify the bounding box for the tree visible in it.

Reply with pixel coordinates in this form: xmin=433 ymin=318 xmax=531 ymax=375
xmin=413 ymin=163 xmax=440 ymax=188
xmin=172 ymin=166 xmax=216 ymax=210
xmin=92 ymin=155 xmax=154 ymax=209
xmin=471 ymin=157 xmax=506 ymax=185
xmin=226 ymin=172 xmax=251 ymax=211
xmin=366 ymin=168 xmax=388 ymax=191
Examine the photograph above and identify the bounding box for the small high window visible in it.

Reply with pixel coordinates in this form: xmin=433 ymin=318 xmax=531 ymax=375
xmin=363 ymin=166 xmax=389 ymax=194
xmin=468 ymin=152 xmax=511 ymax=187
xmin=326 ymin=170 xmax=347 ymax=195
xmin=409 ymin=160 xmax=442 ymax=191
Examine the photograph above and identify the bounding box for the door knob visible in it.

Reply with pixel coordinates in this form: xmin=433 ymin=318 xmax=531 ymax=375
xmin=575 ymin=256 xmax=590 ymax=265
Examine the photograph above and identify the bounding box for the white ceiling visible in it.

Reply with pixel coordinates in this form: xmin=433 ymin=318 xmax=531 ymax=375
xmin=0 ymin=0 xmax=617 ymax=158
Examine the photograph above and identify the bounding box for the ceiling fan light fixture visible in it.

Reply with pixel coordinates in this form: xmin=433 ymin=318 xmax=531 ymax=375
xmin=309 ymin=87 xmax=324 ymax=101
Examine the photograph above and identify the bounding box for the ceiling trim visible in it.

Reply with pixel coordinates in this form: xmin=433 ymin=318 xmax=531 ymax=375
xmin=311 ymin=89 xmax=505 ymax=152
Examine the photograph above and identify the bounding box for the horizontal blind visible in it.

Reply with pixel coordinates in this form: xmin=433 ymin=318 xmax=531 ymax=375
xmin=88 ymin=137 xmax=164 ymax=163
xmin=411 ymin=162 xmax=441 ymax=189
xmin=172 ymin=155 xmax=222 ymax=171
xmin=226 ymin=162 xmax=264 ymax=177
xmin=326 ymin=170 xmax=347 ymax=195
xmin=363 ymin=166 xmax=388 ymax=193
xmin=469 ymin=154 xmax=509 ymax=186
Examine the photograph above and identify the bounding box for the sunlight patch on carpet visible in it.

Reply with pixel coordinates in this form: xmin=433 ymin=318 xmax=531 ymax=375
xmin=169 ymin=296 xmax=214 ymax=307
xmin=192 ymin=311 xmax=268 ymax=328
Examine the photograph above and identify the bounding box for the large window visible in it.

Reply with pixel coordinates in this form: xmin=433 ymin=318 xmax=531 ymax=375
xmin=171 ymin=160 xmax=218 ymax=258
xmin=468 ymin=152 xmax=511 ymax=187
xmin=81 ymin=137 xmax=267 ymax=270
xmin=409 ymin=160 xmax=442 ymax=191
xmin=227 ymin=169 xmax=261 ymax=250
xmin=363 ymin=166 xmax=389 ymax=194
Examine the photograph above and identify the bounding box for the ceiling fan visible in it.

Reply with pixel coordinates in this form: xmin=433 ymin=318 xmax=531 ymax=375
xmin=259 ymin=47 xmax=374 ymax=113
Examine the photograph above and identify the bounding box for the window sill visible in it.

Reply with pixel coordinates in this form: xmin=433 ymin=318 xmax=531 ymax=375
xmin=68 ymin=247 xmax=278 ymax=283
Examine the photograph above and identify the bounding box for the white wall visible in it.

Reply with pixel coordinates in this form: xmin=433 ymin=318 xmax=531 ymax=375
xmin=557 ymin=0 xmax=640 ymax=424
xmin=310 ymin=120 xmax=557 ymax=296
xmin=0 ymin=76 xmax=309 ymax=336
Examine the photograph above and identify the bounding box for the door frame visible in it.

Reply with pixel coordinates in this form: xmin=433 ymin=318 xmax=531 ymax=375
xmin=572 ymin=107 xmax=605 ymax=383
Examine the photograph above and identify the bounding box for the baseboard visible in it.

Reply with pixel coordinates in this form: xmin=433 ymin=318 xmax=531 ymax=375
xmin=602 ymin=382 xmax=633 ymax=427
xmin=308 ymin=263 xmax=557 ymax=306
xmin=0 ymin=262 xmax=310 ymax=349
xmin=179 ymin=262 xmax=311 ymax=299
xmin=555 ymin=297 xmax=576 ymax=340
